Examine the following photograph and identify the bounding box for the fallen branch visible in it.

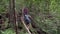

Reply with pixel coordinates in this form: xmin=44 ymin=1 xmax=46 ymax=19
xmin=21 ymin=17 xmax=31 ymax=34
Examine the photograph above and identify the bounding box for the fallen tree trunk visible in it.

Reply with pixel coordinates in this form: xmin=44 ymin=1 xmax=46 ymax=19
xmin=21 ymin=16 xmax=32 ymax=34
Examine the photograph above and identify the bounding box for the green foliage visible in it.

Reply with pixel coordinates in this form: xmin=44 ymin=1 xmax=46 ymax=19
xmin=15 ymin=0 xmax=60 ymax=34
xmin=0 ymin=0 xmax=8 ymax=14
xmin=0 ymin=0 xmax=60 ymax=34
xmin=1 ymin=28 xmax=15 ymax=34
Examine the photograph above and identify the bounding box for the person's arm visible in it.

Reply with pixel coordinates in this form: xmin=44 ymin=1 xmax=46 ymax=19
xmin=29 ymin=15 xmax=33 ymax=20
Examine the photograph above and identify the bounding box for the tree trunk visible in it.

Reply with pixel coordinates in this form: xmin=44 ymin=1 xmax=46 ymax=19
xmin=9 ymin=0 xmax=18 ymax=34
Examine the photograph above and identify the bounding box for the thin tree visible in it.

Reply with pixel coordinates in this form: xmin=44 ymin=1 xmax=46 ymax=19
xmin=9 ymin=0 xmax=18 ymax=34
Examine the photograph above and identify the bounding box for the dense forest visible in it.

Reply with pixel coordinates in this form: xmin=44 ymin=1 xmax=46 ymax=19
xmin=0 ymin=0 xmax=60 ymax=34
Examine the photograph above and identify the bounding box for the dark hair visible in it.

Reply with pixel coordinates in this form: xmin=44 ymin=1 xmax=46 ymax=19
xmin=23 ymin=8 xmax=28 ymax=14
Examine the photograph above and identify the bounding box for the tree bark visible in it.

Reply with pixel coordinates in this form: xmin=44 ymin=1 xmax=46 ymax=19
xmin=9 ymin=0 xmax=18 ymax=34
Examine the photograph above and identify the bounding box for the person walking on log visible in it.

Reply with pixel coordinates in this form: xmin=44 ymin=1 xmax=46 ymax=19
xmin=23 ymin=8 xmax=32 ymax=29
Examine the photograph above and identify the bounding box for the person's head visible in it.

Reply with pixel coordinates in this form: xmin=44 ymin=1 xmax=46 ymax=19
xmin=23 ymin=8 xmax=29 ymax=14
